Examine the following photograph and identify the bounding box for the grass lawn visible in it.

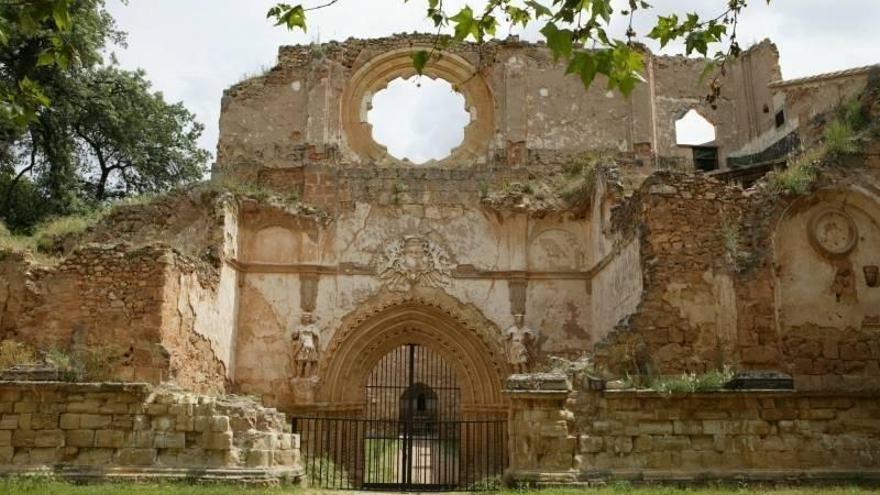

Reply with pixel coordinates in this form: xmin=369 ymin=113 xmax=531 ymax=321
xmin=1 ymin=480 xmax=880 ymax=495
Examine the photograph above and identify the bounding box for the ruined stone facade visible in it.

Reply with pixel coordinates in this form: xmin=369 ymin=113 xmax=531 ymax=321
xmin=1 ymin=34 xmax=879 ymax=483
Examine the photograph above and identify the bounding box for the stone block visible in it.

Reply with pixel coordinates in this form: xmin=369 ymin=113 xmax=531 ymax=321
xmin=28 ymin=447 xmax=62 ymax=464
xmin=274 ymin=449 xmax=299 ymax=467
xmin=73 ymin=448 xmax=114 ymax=465
xmin=210 ymin=415 xmax=230 ymax=432
xmin=175 ymin=415 xmax=194 ymax=432
xmin=66 ymin=429 xmax=95 ymax=448
xmin=245 ymin=449 xmax=271 ymax=467
xmin=133 ymin=431 xmax=154 ymax=448
xmin=0 ymin=430 xmax=11 ymax=447
xmin=0 ymin=415 xmax=18 ymax=430
xmin=673 ymin=420 xmax=703 ymax=435
xmin=638 ymin=421 xmax=673 ymax=435
xmin=653 ymin=435 xmax=690 ymax=451
xmin=204 ymin=431 xmax=233 ymax=450
xmin=34 ymin=429 xmax=65 ymax=448
xmin=30 ymin=413 xmax=59 ymax=430
xmin=153 ymin=431 xmax=186 ymax=449
xmin=193 ymin=415 xmax=210 ymax=432
xmin=95 ymin=430 xmax=128 ymax=448
xmin=60 ymin=413 xmax=81 ymax=430
xmin=117 ymin=448 xmax=157 ymax=466
xmin=0 ymin=447 xmax=13 ymax=463
xmin=79 ymin=414 xmax=111 ymax=429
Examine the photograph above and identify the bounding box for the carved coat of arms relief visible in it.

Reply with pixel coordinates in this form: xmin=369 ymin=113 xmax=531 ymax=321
xmin=374 ymin=235 xmax=455 ymax=291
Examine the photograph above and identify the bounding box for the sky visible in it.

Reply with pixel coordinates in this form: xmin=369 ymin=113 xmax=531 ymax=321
xmin=105 ymin=0 xmax=880 ymax=163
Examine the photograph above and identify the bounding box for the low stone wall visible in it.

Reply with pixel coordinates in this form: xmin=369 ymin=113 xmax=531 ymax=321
xmin=506 ymin=375 xmax=880 ymax=485
xmin=0 ymin=381 xmax=301 ymax=483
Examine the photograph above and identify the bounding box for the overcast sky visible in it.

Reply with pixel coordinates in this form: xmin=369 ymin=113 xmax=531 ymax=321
xmin=105 ymin=0 xmax=880 ymax=163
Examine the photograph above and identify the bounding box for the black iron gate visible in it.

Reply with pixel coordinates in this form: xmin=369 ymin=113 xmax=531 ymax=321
xmin=293 ymin=344 xmax=507 ymax=491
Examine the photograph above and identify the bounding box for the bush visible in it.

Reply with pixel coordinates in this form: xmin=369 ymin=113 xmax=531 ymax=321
xmin=824 ymin=120 xmax=860 ymax=156
xmin=45 ymin=344 xmax=120 ymax=382
xmin=768 ymin=147 xmax=822 ymax=195
xmin=31 ymin=210 xmax=107 ymax=252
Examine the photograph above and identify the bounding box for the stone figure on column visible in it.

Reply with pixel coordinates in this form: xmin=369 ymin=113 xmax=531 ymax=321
xmin=504 ymin=314 xmax=536 ymax=374
xmin=290 ymin=313 xmax=320 ymax=378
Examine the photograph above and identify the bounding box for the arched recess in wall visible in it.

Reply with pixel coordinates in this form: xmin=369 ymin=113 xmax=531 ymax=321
xmin=674 ymin=108 xmax=717 ymax=146
xmin=317 ymin=287 xmax=508 ymax=415
xmin=341 ymin=47 xmax=494 ymax=166
xmin=773 ymin=187 xmax=880 ymax=333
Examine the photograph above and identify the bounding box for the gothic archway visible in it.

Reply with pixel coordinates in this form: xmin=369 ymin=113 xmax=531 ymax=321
xmin=316 ymin=287 xmax=509 ymax=416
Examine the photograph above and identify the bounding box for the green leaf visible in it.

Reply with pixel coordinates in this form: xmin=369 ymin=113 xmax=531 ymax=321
xmin=450 ymin=6 xmax=478 ymax=41
xmin=0 ymin=26 xmax=8 ymax=46
xmin=540 ymin=22 xmax=573 ymax=62
xmin=525 ymin=0 xmax=552 ymax=18
xmin=36 ymin=51 xmax=57 ymax=67
xmin=268 ymin=4 xmax=307 ymax=32
xmin=53 ymin=0 xmax=72 ymax=30
xmin=411 ymin=50 xmax=429 ymax=75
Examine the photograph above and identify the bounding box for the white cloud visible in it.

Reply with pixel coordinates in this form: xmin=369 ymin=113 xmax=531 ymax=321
xmin=105 ymin=0 xmax=880 ymax=163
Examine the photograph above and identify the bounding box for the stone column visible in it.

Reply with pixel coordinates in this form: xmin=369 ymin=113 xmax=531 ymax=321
xmin=503 ymin=373 xmax=576 ymax=485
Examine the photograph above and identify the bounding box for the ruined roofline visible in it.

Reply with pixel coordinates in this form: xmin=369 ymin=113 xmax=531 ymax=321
xmin=769 ymin=63 xmax=880 ymax=88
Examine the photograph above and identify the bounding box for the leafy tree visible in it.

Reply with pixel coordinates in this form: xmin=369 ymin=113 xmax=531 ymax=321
xmin=269 ymin=0 xmax=768 ymax=100
xmin=68 ymin=67 xmax=209 ymax=201
xmin=0 ymin=1 xmax=208 ymax=232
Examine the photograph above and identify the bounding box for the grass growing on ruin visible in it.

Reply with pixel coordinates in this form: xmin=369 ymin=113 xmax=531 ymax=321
xmin=2 ymin=480 xmax=880 ymax=495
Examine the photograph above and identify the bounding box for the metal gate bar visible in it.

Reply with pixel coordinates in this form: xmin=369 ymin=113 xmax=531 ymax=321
xmin=293 ymin=416 xmax=507 ymax=491
xmin=294 ymin=343 xmax=506 ymax=491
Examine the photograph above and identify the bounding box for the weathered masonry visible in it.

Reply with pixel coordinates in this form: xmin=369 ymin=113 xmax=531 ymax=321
xmin=1 ymin=34 xmax=879 ymax=486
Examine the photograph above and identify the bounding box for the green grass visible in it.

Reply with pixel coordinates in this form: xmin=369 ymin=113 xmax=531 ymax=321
xmin=0 ymin=479 xmax=878 ymax=494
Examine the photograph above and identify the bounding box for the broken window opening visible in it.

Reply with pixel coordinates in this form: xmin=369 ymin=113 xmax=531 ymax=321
xmin=674 ymin=109 xmax=717 ymax=147
xmin=367 ymin=75 xmax=469 ymax=165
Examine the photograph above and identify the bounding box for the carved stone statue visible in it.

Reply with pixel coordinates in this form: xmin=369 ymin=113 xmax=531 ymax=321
xmin=290 ymin=313 xmax=320 ymax=378
xmin=504 ymin=314 xmax=537 ymax=374
xmin=375 ymin=235 xmax=454 ymax=291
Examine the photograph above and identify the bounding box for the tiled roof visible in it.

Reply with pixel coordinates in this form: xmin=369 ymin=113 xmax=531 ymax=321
xmin=769 ymin=64 xmax=880 ymax=88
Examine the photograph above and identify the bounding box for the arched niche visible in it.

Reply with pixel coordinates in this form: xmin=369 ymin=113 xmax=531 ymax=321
xmin=774 ymin=187 xmax=880 ymax=331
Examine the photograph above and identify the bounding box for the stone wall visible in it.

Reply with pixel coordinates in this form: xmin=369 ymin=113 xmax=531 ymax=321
xmin=0 ymin=381 xmax=300 ymax=483
xmin=505 ymin=376 xmax=880 ymax=484
xmin=0 ymin=242 xmax=229 ymax=394
xmin=593 ymin=154 xmax=880 ymax=390
xmin=217 ymin=35 xmax=780 ymax=176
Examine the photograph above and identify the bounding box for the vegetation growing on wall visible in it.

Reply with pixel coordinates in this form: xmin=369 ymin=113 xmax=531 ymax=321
xmin=767 ymin=82 xmax=879 ymax=196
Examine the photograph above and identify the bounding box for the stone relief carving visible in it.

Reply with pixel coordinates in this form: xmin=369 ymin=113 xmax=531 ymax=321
xmin=375 ymin=235 xmax=454 ymax=291
xmin=504 ymin=314 xmax=537 ymax=374
xmin=809 ymin=209 xmax=858 ymax=256
xmin=290 ymin=313 xmax=320 ymax=378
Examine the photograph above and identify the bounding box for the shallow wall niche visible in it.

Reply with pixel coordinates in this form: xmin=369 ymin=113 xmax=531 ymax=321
xmin=341 ymin=47 xmax=494 ymax=167
xmin=774 ymin=188 xmax=880 ymax=387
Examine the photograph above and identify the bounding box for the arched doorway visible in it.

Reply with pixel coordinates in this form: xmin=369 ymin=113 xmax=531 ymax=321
xmin=293 ymin=290 xmax=508 ymax=490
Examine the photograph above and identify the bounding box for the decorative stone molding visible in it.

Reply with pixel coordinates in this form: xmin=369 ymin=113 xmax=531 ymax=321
xmin=374 ymin=235 xmax=455 ymax=291
xmin=340 ymin=47 xmax=494 ymax=166
xmin=317 ymin=287 xmax=509 ymax=412
xmin=809 ymin=208 xmax=858 ymax=256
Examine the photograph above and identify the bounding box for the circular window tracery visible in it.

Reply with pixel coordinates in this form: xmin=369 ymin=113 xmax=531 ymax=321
xmin=367 ymin=76 xmax=470 ymax=164
xmin=341 ymin=48 xmax=494 ymax=167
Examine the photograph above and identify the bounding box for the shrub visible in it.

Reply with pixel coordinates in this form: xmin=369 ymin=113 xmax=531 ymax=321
xmin=824 ymin=120 xmax=859 ymax=156
xmin=45 ymin=344 xmax=120 ymax=382
xmin=31 ymin=210 xmax=107 ymax=252
xmin=768 ymin=147 xmax=823 ymax=195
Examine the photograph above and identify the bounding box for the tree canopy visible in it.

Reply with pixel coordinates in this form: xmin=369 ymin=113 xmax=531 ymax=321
xmin=0 ymin=0 xmax=208 ymax=232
